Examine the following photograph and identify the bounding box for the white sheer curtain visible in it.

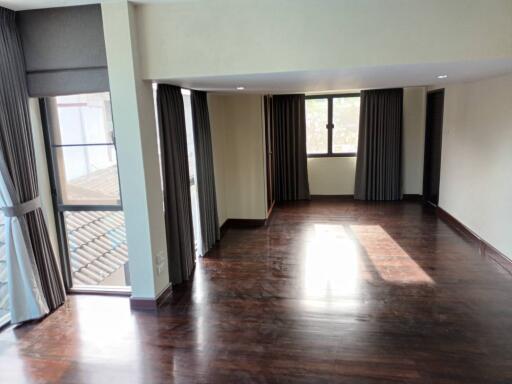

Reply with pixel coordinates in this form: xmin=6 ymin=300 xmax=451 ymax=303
xmin=0 ymin=153 xmax=48 ymax=324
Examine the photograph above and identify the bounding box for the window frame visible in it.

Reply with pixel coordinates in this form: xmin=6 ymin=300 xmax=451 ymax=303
xmin=39 ymin=96 xmax=128 ymax=294
xmin=306 ymin=93 xmax=360 ymax=158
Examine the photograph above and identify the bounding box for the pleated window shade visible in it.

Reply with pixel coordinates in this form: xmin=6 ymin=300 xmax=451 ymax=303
xmin=16 ymin=4 xmax=109 ymax=97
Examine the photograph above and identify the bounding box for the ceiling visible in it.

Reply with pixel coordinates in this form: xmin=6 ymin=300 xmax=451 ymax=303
xmin=161 ymin=59 xmax=512 ymax=94
xmin=3 ymin=1 xmax=512 ymax=94
xmin=0 ymin=0 xmax=192 ymax=11
xmin=0 ymin=0 xmax=96 ymax=10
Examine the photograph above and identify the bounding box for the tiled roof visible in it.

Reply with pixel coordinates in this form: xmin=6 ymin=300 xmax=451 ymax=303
xmin=65 ymin=211 xmax=128 ymax=286
xmin=66 ymin=166 xmax=121 ymax=205
xmin=63 ymin=165 xmax=129 ymax=286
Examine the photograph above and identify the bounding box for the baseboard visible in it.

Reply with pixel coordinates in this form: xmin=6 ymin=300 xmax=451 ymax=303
xmin=436 ymin=207 xmax=512 ymax=275
xmin=219 ymin=220 xmax=228 ymax=238
xmin=130 ymin=283 xmax=172 ymax=311
xmin=310 ymin=194 xmax=423 ymax=202
xmin=402 ymin=194 xmax=423 ymax=201
xmin=310 ymin=194 xmax=354 ymax=200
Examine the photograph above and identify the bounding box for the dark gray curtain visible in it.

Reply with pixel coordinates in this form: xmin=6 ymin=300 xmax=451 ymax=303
xmin=354 ymin=88 xmax=403 ymax=201
xmin=190 ymin=91 xmax=219 ymax=253
xmin=0 ymin=7 xmax=66 ymax=316
xmin=272 ymin=94 xmax=310 ymax=202
xmin=157 ymin=85 xmax=195 ymax=284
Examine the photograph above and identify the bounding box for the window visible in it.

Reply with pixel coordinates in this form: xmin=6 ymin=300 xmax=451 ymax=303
xmin=50 ymin=93 xmax=119 ymax=206
xmin=42 ymin=92 xmax=130 ymax=291
xmin=306 ymin=94 xmax=360 ymax=157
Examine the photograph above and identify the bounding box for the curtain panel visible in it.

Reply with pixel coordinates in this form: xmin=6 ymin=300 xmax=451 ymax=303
xmin=354 ymin=88 xmax=403 ymax=201
xmin=272 ymin=94 xmax=310 ymax=202
xmin=0 ymin=7 xmax=65 ymax=323
xmin=157 ymin=85 xmax=195 ymax=284
xmin=190 ymin=91 xmax=219 ymax=254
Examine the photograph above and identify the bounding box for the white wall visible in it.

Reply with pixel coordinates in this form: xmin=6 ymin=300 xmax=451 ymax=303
xmin=435 ymin=73 xmax=512 ymax=259
xmin=308 ymin=157 xmax=356 ymax=195
xmin=102 ymin=1 xmax=169 ymax=299
xmin=208 ymin=94 xmax=267 ymax=223
xmin=308 ymin=87 xmax=426 ymax=195
xmin=135 ymin=0 xmax=512 ymax=80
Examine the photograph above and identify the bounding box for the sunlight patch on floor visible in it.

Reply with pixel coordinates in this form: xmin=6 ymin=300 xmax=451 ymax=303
xmin=350 ymin=225 xmax=434 ymax=284
xmin=303 ymin=224 xmax=361 ymax=300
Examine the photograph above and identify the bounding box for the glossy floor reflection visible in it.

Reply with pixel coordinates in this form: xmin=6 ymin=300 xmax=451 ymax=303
xmin=1 ymin=200 xmax=512 ymax=383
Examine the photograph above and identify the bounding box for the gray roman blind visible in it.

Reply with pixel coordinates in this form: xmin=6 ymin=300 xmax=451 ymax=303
xmin=16 ymin=4 xmax=109 ymax=97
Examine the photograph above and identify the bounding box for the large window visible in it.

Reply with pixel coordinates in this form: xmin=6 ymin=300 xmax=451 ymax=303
xmin=306 ymin=94 xmax=360 ymax=157
xmin=42 ymin=93 xmax=129 ymax=291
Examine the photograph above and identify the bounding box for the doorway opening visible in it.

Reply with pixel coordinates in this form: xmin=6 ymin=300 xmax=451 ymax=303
xmin=423 ymin=89 xmax=445 ymax=206
xmin=152 ymin=85 xmax=203 ymax=258
xmin=181 ymin=89 xmax=204 ymax=257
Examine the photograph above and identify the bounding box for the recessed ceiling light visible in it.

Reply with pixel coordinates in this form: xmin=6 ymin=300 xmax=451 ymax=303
xmin=236 ymin=86 xmax=245 ymax=90
xmin=437 ymin=75 xmax=448 ymax=79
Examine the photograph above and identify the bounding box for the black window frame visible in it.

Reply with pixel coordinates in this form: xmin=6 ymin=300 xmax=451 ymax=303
xmin=39 ymin=96 xmax=126 ymax=293
xmin=306 ymin=93 xmax=360 ymax=158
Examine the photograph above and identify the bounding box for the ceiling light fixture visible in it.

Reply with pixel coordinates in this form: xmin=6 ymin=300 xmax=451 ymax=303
xmin=236 ymin=86 xmax=245 ymax=90
xmin=437 ymin=75 xmax=448 ymax=79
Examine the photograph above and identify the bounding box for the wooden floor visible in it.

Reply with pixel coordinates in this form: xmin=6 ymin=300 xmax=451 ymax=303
xmin=1 ymin=200 xmax=512 ymax=383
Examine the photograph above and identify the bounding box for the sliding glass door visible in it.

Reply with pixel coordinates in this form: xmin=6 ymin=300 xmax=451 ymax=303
xmin=152 ymin=85 xmax=203 ymax=258
xmin=41 ymin=93 xmax=130 ymax=292
xmin=181 ymin=90 xmax=203 ymax=256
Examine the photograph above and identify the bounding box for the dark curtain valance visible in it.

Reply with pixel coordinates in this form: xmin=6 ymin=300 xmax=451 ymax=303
xmin=272 ymin=94 xmax=310 ymax=202
xmin=354 ymin=88 xmax=403 ymax=201
xmin=191 ymin=91 xmax=219 ymax=254
xmin=157 ymin=85 xmax=195 ymax=284
xmin=16 ymin=5 xmax=109 ymax=96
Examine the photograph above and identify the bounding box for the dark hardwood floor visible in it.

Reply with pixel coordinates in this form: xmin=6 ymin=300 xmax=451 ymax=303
xmin=1 ymin=200 xmax=512 ymax=383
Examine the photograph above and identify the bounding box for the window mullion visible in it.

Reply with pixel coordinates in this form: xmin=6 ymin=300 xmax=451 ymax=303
xmin=327 ymin=97 xmax=333 ymax=155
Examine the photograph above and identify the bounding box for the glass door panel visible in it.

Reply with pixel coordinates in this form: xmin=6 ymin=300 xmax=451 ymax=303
xmin=42 ymin=92 xmax=130 ymax=291
xmin=54 ymin=145 xmax=120 ymax=205
xmin=182 ymin=90 xmax=203 ymax=257
xmin=63 ymin=211 xmax=129 ymax=287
